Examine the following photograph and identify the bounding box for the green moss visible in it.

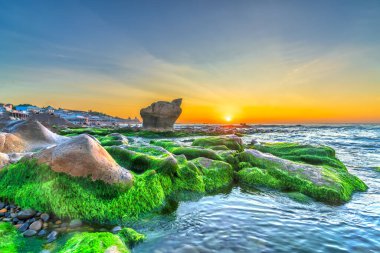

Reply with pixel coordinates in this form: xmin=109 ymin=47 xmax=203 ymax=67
xmin=58 ymin=232 xmax=129 ymax=253
xmin=252 ymin=142 xmax=346 ymax=171
xmin=192 ymin=136 xmax=243 ymax=151
xmin=374 ymin=167 xmax=380 ymax=172
xmin=151 ymin=140 xmax=222 ymax=160
xmin=97 ymin=135 xmax=128 ymax=147
xmin=286 ymin=192 xmax=312 ymax=204
xmin=238 ymin=167 xmax=282 ymax=189
xmin=106 ymin=146 xmax=177 ymax=175
xmin=117 ymin=228 xmax=145 ymax=247
xmin=0 ymin=222 xmax=24 ymax=252
xmin=173 ymin=156 xmax=205 ymax=193
xmin=237 ymin=150 xmax=367 ymax=204
xmin=192 ymin=157 xmax=234 ymax=192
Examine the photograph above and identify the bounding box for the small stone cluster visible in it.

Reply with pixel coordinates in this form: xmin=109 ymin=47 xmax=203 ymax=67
xmin=0 ymin=201 xmax=82 ymax=242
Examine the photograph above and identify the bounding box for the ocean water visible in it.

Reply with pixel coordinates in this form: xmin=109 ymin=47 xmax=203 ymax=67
xmin=133 ymin=125 xmax=380 ymax=253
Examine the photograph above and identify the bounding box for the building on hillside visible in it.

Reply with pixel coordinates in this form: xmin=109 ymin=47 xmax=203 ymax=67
xmin=15 ymin=105 xmax=41 ymax=113
xmin=64 ymin=115 xmax=89 ymax=125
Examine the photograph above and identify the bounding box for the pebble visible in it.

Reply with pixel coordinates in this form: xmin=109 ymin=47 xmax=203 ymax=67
xmin=47 ymin=231 xmax=58 ymax=243
xmin=111 ymin=226 xmax=122 ymax=233
xmin=69 ymin=219 xmax=82 ymax=228
xmin=17 ymin=209 xmax=36 ymax=220
xmin=40 ymin=213 xmax=50 ymax=222
xmin=29 ymin=220 xmax=43 ymax=231
xmin=55 ymin=220 xmax=62 ymax=225
xmin=37 ymin=229 xmax=48 ymax=237
xmin=18 ymin=222 xmax=30 ymax=232
xmin=23 ymin=229 xmax=37 ymax=237
xmin=0 ymin=208 xmax=7 ymax=213
xmin=0 ymin=202 xmax=4 ymax=209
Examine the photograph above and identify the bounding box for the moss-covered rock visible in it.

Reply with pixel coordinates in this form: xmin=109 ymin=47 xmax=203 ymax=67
xmin=106 ymin=146 xmax=178 ymax=175
xmin=192 ymin=135 xmax=243 ymax=151
xmin=237 ymin=149 xmax=367 ymax=204
xmin=97 ymin=134 xmax=129 ymax=147
xmin=117 ymin=228 xmax=145 ymax=247
xmin=251 ymin=142 xmax=346 ymax=170
xmin=191 ymin=157 xmax=234 ymax=192
xmin=151 ymin=140 xmax=222 ymax=160
xmin=58 ymin=232 xmax=130 ymax=253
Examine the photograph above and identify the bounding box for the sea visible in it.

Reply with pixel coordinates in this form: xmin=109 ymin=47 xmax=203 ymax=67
xmin=133 ymin=124 xmax=380 ymax=253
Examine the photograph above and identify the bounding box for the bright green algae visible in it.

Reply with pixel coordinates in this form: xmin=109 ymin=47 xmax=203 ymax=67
xmin=192 ymin=136 xmax=243 ymax=151
xmin=237 ymin=143 xmax=367 ymax=204
xmin=58 ymin=232 xmax=130 ymax=253
xmin=0 ymin=222 xmax=23 ymax=252
xmin=117 ymin=228 xmax=145 ymax=247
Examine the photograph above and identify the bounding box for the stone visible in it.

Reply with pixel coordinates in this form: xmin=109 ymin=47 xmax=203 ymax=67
xmin=140 ymin=98 xmax=182 ymax=129
xmin=0 ymin=133 xmax=27 ymax=153
xmin=18 ymin=222 xmax=30 ymax=232
xmin=111 ymin=226 xmax=122 ymax=233
xmin=47 ymin=231 xmax=58 ymax=243
xmin=23 ymin=229 xmax=37 ymax=237
xmin=40 ymin=213 xmax=50 ymax=222
xmin=69 ymin=219 xmax=82 ymax=228
xmin=0 ymin=202 xmax=4 ymax=209
xmin=37 ymin=229 xmax=48 ymax=237
xmin=32 ymin=134 xmax=133 ymax=185
xmin=29 ymin=220 xmax=43 ymax=231
xmin=17 ymin=209 xmax=36 ymax=220
xmin=0 ymin=152 xmax=9 ymax=168
xmin=0 ymin=208 xmax=7 ymax=213
xmin=105 ymin=246 xmax=122 ymax=253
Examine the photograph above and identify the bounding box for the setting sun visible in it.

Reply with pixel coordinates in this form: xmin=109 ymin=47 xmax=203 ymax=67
xmin=225 ymin=116 xmax=232 ymax=122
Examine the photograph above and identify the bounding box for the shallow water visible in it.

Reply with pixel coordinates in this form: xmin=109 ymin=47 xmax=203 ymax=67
xmin=134 ymin=125 xmax=380 ymax=253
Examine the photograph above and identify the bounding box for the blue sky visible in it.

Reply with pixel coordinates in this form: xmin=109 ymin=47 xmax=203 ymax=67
xmin=1 ymin=0 xmax=379 ymax=122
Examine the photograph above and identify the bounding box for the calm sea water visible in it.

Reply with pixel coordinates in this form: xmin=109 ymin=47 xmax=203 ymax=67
xmin=133 ymin=125 xmax=380 ymax=253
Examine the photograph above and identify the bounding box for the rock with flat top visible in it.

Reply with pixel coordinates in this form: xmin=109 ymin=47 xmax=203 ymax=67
xmin=140 ymin=98 xmax=182 ymax=129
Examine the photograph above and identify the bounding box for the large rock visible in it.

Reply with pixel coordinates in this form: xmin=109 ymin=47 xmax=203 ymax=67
xmin=4 ymin=120 xmax=68 ymax=151
xmin=140 ymin=98 xmax=182 ymax=129
xmin=0 ymin=152 xmax=9 ymax=168
xmin=0 ymin=133 xmax=27 ymax=153
xmin=32 ymin=134 xmax=133 ymax=185
xmin=28 ymin=113 xmax=75 ymax=131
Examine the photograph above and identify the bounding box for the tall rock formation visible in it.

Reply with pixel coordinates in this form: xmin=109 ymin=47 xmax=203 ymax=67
xmin=140 ymin=98 xmax=182 ymax=129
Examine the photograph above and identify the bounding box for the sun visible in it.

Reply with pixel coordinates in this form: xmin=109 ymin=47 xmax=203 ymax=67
xmin=225 ymin=116 xmax=232 ymax=122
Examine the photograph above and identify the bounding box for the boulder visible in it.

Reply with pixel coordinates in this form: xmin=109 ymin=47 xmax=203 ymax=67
xmin=5 ymin=120 xmax=68 ymax=150
xmin=32 ymin=134 xmax=133 ymax=185
xmin=0 ymin=133 xmax=27 ymax=153
xmin=0 ymin=152 xmax=9 ymax=168
xmin=17 ymin=209 xmax=36 ymax=220
xmin=140 ymin=98 xmax=182 ymax=129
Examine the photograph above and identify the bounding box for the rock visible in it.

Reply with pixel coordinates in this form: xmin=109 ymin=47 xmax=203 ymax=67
xmin=0 ymin=152 xmax=9 ymax=168
xmin=69 ymin=219 xmax=82 ymax=228
xmin=47 ymin=231 xmax=58 ymax=243
xmin=18 ymin=222 xmax=30 ymax=232
xmin=29 ymin=220 xmax=43 ymax=231
xmin=0 ymin=208 xmax=7 ymax=213
xmin=111 ymin=226 xmax=122 ymax=234
xmin=0 ymin=202 xmax=4 ymax=209
xmin=17 ymin=209 xmax=36 ymax=220
xmin=4 ymin=119 xmax=68 ymax=151
xmin=32 ymin=134 xmax=133 ymax=185
xmin=40 ymin=213 xmax=50 ymax=222
xmin=105 ymin=246 xmax=122 ymax=253
xmin=55 ymin=220 xmax=62 ymax=225
xmin=0 ymin=133 xmax=27 ymax=153
xmin=37 ymin=229 xmax=48 ymax=236
xmin=27 ymin=113 xmax=75 ymax=131
xmin=250 ymin=139 xmax=259 ymax=145
xmin=23 ymin=229 xmax=37 ymax=237
xmin=140 ymin=98 xmax=182 ymax=129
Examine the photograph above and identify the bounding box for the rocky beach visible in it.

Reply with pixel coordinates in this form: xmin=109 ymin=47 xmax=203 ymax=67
xmin=0 ymin=110 xmax=372 ymax=252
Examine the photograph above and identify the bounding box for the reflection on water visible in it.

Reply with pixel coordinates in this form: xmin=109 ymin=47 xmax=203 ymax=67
xmin=134 ymin=125 xmax=380 ymax=253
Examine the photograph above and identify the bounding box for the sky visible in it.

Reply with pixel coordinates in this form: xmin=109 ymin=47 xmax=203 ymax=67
xmin=0 ymin=0 xmax=379 ymax=124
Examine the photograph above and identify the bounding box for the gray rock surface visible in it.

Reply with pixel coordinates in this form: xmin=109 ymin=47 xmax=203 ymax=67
xmin=140 ymin=98 xmax=182 ymax=129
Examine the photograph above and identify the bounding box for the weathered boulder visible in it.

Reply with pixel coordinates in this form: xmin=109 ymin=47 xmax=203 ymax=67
xmin=140 ymin=98 xmax=182 ymax=129
xmin=32 ymin=134 xmax=133 ymax=185
xmin=4 ymin=120 xmax=68 ymax=151
xmin=0 ymin=133 xmax=27 ymax=153
xmin=0 ymin=152 xmax=10 ymax=168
